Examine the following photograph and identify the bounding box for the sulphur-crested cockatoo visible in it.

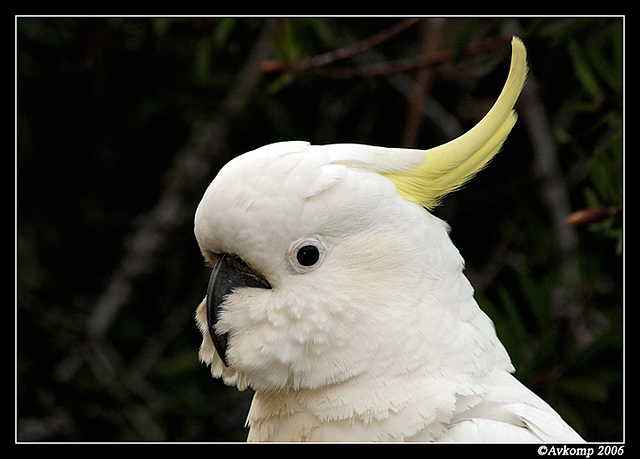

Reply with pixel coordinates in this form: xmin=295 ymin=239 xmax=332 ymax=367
xmin=194 ymin=37 xmax=584 ymax=442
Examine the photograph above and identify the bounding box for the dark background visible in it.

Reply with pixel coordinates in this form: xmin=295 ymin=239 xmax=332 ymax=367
xmin=17 ymin=17 xmax=623 ymax=442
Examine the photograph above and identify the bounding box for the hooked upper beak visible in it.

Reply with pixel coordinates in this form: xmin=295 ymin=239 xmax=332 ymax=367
xmin=206 ymin=254 xmax=272 ymax=367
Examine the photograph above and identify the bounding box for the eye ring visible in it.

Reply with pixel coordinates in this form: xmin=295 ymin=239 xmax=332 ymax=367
xmin=287 ymin=236 xmax=327 ymax=273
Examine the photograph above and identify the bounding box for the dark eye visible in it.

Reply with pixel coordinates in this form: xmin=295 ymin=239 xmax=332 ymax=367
xmin=296 ymin=245 xmax=320 ymax=266
xmin=287 ymin=237 xmax=327 ymax=273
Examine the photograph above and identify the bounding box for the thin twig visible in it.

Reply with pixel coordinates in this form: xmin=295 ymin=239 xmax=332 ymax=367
xmin=264 ymin=34 xmax=512 ymax=79
xmin=343 ymin=30 xmax=465 ymax=141
xmin=261 ymin=18 xmax=423 ymax=74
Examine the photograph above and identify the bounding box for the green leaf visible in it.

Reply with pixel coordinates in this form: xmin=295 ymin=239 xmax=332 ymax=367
xmin=589 ymin=132 xmax=622 ymax=205
xmin=569 ymin=40 xmax=602 ymax=100
xmin=213 ymin=18 xmax=237 ymax=47
xmin=557 ymin=377 xmax=609 ymax=401
xmin=497 ymin=285 xmax=530 ymax=348
xmin=517 ymin=271 xmax=553 ymax=331
xmin=194 ymin=36 xmax=213 ymax=85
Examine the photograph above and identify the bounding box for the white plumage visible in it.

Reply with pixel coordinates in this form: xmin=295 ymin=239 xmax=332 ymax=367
xmin=193 ymin=37 xmax=584 ymax=442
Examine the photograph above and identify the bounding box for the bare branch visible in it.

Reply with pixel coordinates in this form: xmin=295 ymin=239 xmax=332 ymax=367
xmin=264 ymin=33 xmax=512 ymax=80
xmin=519 ymin=68 xmax=609 ymax=348
xmin=261 ymin=18 xmax=423 ymax=74
xmin=520 ymin=71 xmax=579 ymax=291
xmin=56 ymin=21 xmax=274 ymax=390
xmin=86 ymin=23 xmax=272 ymax=342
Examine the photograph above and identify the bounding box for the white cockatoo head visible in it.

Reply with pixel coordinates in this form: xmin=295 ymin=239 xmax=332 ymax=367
xmin=194 ymin=37 xmax=527 ymax=394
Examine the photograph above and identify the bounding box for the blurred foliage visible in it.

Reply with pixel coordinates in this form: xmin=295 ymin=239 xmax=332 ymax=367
xmin=17 ymin=17 xmax=623 ymax=442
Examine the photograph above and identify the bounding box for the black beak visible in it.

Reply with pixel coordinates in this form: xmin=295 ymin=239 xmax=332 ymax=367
xmin=206 ymin=254 xmax=272 ymax=367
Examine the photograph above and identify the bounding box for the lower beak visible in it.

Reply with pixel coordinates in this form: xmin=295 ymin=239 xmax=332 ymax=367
xmin=206 ymin=254 xmax=272 ymax=366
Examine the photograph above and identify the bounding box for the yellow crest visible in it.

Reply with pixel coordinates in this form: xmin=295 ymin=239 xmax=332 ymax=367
xmin=384 ymin=37 xmax=528 ymax=210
